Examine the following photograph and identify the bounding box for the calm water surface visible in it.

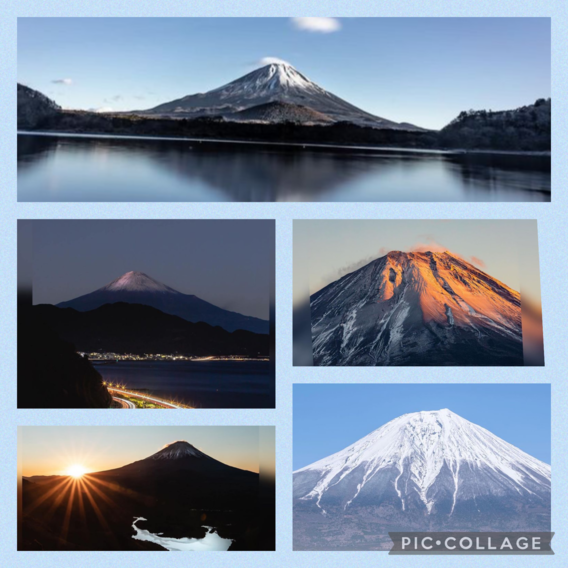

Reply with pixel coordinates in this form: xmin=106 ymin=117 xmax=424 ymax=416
xmin=94 ymin=360 xmax=273 ymax=408
xmin=18 ymin=133 xmax=551 ymax=202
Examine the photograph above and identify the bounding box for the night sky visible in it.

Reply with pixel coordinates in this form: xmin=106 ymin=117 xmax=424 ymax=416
xmin=30 ymin=220 xmax=273 ymax=320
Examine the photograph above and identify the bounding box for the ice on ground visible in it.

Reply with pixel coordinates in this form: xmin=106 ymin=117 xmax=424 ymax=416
xmin=132 ymin=517 xmax=233 ymax=551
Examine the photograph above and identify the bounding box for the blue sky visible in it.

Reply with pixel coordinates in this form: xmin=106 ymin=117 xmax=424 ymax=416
xmin=18 ymin=18 xmax=550 ymax=129
xmin=293 ymin=384 xmax=551 ymax=470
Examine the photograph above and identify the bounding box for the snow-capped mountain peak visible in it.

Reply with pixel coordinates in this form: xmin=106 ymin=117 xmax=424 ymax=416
xmin=294 ymin=409 xmax=551 ymax=549
xmin=214 ymin=63 xmax=323 ymax=98
xmin=294 ymin=409 xmax=550 ymax=516
xmin=101 ymin=271 xmax=179 ymax=294
xmin=55 ymin=270 xmax=269 ymax=334
xmin=144 ymin=63 xmax=421 ymax=130
xmin=310 ymin=249 xmax=524 ymax=365
xmin=150 ymin=441 xmax=208 ymax=460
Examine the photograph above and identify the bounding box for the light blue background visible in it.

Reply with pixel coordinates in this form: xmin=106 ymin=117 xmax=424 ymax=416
xmin=1 ymin=3 xmax=566 ymax=568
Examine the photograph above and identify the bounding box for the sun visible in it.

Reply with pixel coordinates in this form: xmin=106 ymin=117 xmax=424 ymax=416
xmin=66 ymin=464 xmax=87 ymax=478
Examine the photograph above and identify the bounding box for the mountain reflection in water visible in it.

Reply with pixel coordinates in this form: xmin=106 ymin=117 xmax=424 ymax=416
xmin=18 ymin=134 xmax=551 ymax=202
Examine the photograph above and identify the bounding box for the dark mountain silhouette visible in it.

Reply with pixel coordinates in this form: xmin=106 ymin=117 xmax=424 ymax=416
xmin=33 ymin=302 xmax=269 ymax=357
xmin=18 ymin=294 xmax=112 ymax=409
xmin=17 ymin=83 xmax=61 ymax=129
xmin=92 ymin=441 xmax=259 ymax=508
xmin=56 ymin=271 xmax=268 ymax=334
xmin=20 ymin=441 xmax=274 ymax=551
xmin=439 ymin=98 xmax=551 ymax=151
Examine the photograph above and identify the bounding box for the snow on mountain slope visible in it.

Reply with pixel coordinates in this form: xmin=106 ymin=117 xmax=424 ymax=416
xmin=294 ymin=409 xmax=550 ymax=516
xmin=143 ymin=63 xmax=422 ymax=130
xmin=212 ymin=63 xmax=322 ymax=98
xmin=55 ymin=271 xmax=268 ymax=334
xmin=150 ymin=441 xmax=209 ymax=460
xmin=101 ymin=271 xmax=179 ymax=294
xmin=293 ymin=409 xmax=550 ymax=549
xmin=310 ymin=251 xmax=523 ymax=366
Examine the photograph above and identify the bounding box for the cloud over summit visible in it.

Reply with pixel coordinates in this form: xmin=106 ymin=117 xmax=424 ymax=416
xmin=291 ymin=18 xmax=341 ymax=33
xmin=256 ymin=56 xmax=291 ymax=67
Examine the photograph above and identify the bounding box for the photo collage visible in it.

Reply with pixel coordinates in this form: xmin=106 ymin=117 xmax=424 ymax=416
xmin=7 ymin=14 xmax=561 ymax=564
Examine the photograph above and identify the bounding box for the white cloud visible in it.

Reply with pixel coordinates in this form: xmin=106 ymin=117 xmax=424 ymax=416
xmin=256 ymin=56 xmax=291 ymax=67
xmin=88 ymin=107 xmax=114 ymax=114
xmin=291 ymin=18 xmax=341 ymax=33
xmin=52 ymin=78 xmax=73 ymax=85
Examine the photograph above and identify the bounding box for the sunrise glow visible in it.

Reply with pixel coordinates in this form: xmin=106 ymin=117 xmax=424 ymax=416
xmin=66 ymin=464 xmax=87 ymax=478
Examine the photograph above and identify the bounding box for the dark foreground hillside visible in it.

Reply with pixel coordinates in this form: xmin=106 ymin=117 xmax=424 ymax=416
xmin=18 ymin=293 xmax=112 ymax=408
xmin=439 ymin=99 xmax=551 ymax=151
xmin=17 ymin=83 xmax=61 ymax=129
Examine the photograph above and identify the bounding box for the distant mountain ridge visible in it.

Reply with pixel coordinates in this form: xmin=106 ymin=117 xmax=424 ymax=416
xmin=34 ymin=302 xmax=269 ymax=357
xmin=56 ymin=271 xmax=268 ymax=334
xmin=17 ymin=81 xmax=550 ymax=151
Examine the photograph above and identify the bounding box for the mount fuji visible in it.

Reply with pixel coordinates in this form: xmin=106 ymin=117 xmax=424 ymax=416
xmin=310 ymin=250 xmax=524 ymax=366
xmin=95 ymin=440 xmax=257 ymax=484
xmin=55 ymin=271 xmax=268 ymax=334
xmin=143 ymin=62 xmax=422 ymax=130
xmin=293 ymin=409 xmax=551 ymax=550
xmin=21 ymin=440 xmax=266 ymax=551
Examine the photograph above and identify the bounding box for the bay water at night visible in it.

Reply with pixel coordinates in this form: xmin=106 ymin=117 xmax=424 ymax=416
xmin=94 ymin=360 xmax=273 ymax=408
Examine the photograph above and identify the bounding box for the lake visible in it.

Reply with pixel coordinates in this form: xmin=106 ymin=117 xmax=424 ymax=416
xmin=94 ymin=360 xmax=274 ymax=408
xmin=18 ymin=133 xmax=551 ymax=202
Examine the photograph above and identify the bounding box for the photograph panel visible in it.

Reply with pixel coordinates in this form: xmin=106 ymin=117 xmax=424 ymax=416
xmin=18 ymin=17 xmax=550 ymax=202
xmin=293 ymin=384 xmax=551 ymax=551
xmin=18 ymin=426 xmax=275 ymax=551
xmin=18 ymin=220 xmax=275 ymax=408
xmin=293 ymin=220 xmax=544 ymax=367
